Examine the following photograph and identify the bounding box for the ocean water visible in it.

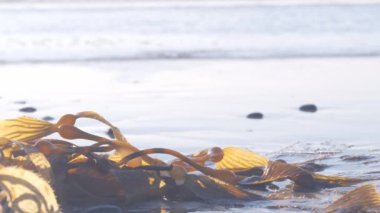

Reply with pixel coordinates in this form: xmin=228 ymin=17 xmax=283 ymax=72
xmin=0 ymin=1 xmax=380 ymax=62
xmin=1 ymin=1 xmax=380 ymax=212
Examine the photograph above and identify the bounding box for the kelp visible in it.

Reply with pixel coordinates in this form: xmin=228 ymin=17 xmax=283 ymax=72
xmin=324 ymin=184 xmax=380 ymax=213
xmin=245 ymin=160 xmax=370 ymax=191
xmin=0 ymin=166 xmax=59 ymax=213
xmin=0 ymin=111 xmax=380 ymax=212
xmin=216 ymin=147 xmax=269 ymax=171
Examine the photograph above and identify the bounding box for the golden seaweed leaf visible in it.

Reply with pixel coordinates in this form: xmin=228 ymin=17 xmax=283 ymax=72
xmin=1 ymin=142 xmax=53 ymax=182
xmin=74 ymin=111 xmax=148 ymax=165
xmin=0 ymin=138 xmax=14 ymax=158
xmin=22 ymin=146 xmax=53 ymax=182
xmin=0 ymin=166 xmax=59 ymax=213
xmin=0 ymin=137 xmax=11 ymax=148
xmin=75 ymin=111 xmax=126 ymax=142
xmin=324 ymin=184 xmax=380 ymax=213
xmin=0 ymin=117 xmax=55 ymax=142
xmin=216 ymin=147 xmax=269 ymax=171
xmin=107 ymin=141 xmax=145 ymax=165
xmin=170 ymin=147 xmax=224 ymax=172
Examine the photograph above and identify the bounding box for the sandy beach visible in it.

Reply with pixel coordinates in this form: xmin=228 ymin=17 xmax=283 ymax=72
xmin=1 ymin=0 xmax=380 ymax=211
xmin=1 ymin=57 xmax=379 ymax=154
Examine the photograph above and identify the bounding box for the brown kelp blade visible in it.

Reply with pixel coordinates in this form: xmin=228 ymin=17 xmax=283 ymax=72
xmin=65 ymin=164 xmax=126 ymax=204
xmin=75 ymin=111 xmax=151 ymax=165
xmin=75 ymin=111 xmax=127 ymax=143
xmin=324 ymin=184 xmax=380 ymax=213
xmin=1 ymin=141 xmax=53 ymax=182
xmin=0 ymin=116 xmax=55 ymax=142
xmin=111 ymin=168 xmax=165 ymax=205
xmin=249 ymin=161 xmax=369 ymax=190
xmin=216 ymin=147 xmax=268 ymax=171
xmin=184 ymin=174 xmax=264 ymax=201
xmin=313 ymin=174 xmax=369 ymax=188
xmin=252 ymin=160 xmax=314 ymax=187
xmin=22 ymin=145 xmax=53 ymax=182
xmin=0 ymin=166 xmax=60 ymax=213
xmin=170 ymin=147 xmax=224 ymax=172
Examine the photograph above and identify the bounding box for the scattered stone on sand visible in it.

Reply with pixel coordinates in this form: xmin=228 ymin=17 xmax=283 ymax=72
xmin=299 ymin=104 xmax=318 ymax=113
xmin=106 ymin=128 xmax=115 ymax=139
xmin=42 ymin=116 xmax=54 ymax=121
xmin=340 ymin=155 xmax=374 ymax=162
xmin=14 ymin=100 xmax=26 ymax=104
xmin=19 ymin=107 xmax=37 ymax=113
xmin=246 ymin=112 xmax=264 ymax=119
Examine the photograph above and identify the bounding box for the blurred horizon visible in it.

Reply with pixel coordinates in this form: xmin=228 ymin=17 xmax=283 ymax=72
xmin=1 ymin=0 xmax=379 ymax=63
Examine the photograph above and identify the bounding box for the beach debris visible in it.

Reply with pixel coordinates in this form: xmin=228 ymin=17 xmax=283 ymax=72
xmin=0 ymin=166 xmax=60 ymax=213
xmin=243 ymin=160 xmax=369 ymax=190
xmin=216 ymin=147 xmax=268 ymax=171
xmin=19 ymin=106 xmax=37 ymax=113
xmin=299 ymin=104 xmax=318 ymax=113
xmin=324 ymin=184 xmax=380 ymax=213
xmin=0 ymin=111 xmax=379 ymax=212
xmin=246 ymin=112 xmax=264 ymax=119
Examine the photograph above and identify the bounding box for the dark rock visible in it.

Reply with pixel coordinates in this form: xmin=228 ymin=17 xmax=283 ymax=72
xmin=106 ymin=128 xmax=115 ymax=139
xmin=42 ymin=116 xmax=54 ymax=121
xmin=299 ymin=104 xmax=317 ymax=113
xmin=340 ymin=155 xmax=374 ymax=162
xmin=19 ymin=107 xmax=37 ymax=113
xmin=14 ymin=100 xmax=26 ymax=104
xmin=246 ymin=112 xmax=264 ymax=119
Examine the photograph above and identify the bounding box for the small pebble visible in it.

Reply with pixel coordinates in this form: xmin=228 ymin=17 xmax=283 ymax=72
xmin=246 ymin=112 xmax=264 ymax=119
xmin=299 ymin=104 xmax=318 ymax=113
xmin=42 ymin=116 xmax=54 ymax=121
xmin=340 ymin=155 xmax=374 ymax=162
xmin=19 ymin=107 xmax=37 ymax=113
xmin=106 ymin=128 xmax=115 ymax=139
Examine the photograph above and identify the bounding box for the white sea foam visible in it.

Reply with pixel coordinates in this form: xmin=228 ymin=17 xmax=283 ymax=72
xmin=0 ymin=1 xmax=379 ymax=62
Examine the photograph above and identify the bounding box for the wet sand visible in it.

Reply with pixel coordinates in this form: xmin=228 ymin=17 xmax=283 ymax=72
xmin=1 ymin=57 xmax=380 ymax=211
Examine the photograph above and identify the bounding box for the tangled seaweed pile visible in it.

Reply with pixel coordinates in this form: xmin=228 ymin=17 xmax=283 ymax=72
xmin=0 ymin=111 xmax=380 ymax=212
